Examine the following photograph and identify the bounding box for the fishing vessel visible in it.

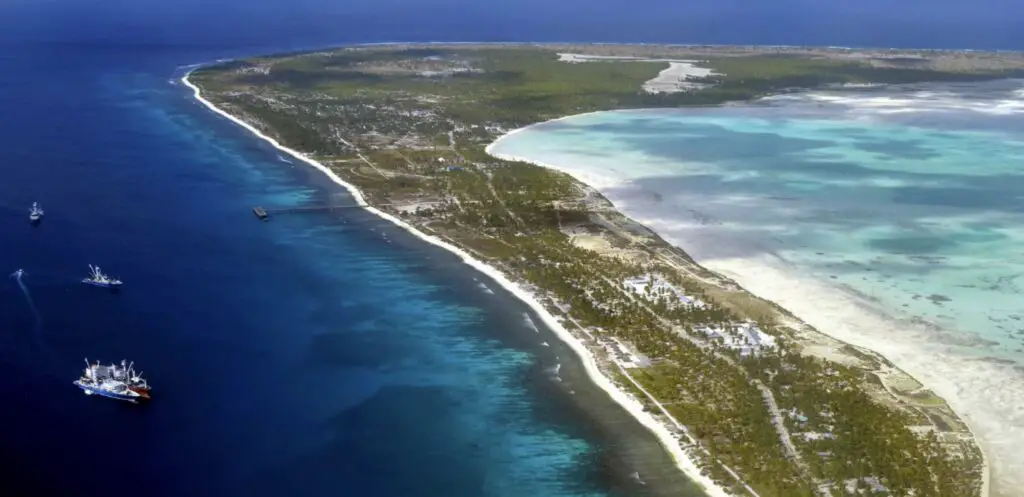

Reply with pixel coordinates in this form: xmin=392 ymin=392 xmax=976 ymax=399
xmin=73 ymin=359 xmax=151 ymax=403
xmin=29 ymin=202 xmax=43 ymax=223
xmin=82 ymin=265 xmax=122 ymax=289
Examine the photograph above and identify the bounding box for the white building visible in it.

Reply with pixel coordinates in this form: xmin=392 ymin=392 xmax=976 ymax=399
xmin=601 ymin=337 xmax=650 ymax=368
xmin=801 ymin=432 xmax=837 ymax=441
xmin=733 ymin=322 xmax=777 ymax=349
xmin=623 ymin=274 xmax=706 ymax=309
xmin=700 ymin=322 xmax=777 ymax=357
xmin=842 ymin=476 xmax=888 ymax=494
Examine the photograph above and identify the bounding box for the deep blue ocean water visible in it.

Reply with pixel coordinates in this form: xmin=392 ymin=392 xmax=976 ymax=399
xmin=1 ymin=1 xmax=1022 ymax=496
xmin=0 ymin=18 xmax=708 ymax=497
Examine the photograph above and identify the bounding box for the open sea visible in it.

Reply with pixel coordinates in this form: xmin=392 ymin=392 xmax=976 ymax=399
xmin=488 ymin=80 xmax=1024 ymax=494
xmin=1 ymin=0 xmax=1023 ymax=496
xmin=0 ymin=31 xmax=715 ymax=497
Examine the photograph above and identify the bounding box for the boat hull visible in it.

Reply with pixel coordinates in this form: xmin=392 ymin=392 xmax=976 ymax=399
xmin=82 ymin=280 xmax=122 ymax=289
xmin=128 ymin=387 xmax=152 ymax=399
xmin=74 ymin=382 xmax=146 ymax=403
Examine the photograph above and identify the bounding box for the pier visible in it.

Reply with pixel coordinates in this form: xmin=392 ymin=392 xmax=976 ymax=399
xmin=251 ymin=201 xmax=444 ymax=221
xmin=252 ymin=204 xmax=357 ymax=220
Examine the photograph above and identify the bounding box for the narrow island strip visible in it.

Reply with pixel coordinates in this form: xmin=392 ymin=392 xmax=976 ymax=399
xmin=184 ymin=43 xmax=1022 ymax=497
xmin=181 ymin=69 xmax=732 ymax=497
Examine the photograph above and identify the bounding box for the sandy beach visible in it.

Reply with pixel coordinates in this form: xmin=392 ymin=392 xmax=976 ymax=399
xmin=702 ymin=255 xmax=1009 ymax=496
xmin=486 ymin=128 xmax=1012 ymax=497
xmin=182 ymin=70 xmax=733 ymax=497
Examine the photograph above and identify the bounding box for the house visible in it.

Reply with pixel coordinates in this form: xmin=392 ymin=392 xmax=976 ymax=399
xmin=732 ymin=322 xmax=778 ymax=349
xmin=622 ymin=274 xmax=705 ymax=309
xmin=787 ymin=409 xmax=809 ymax=426
xmin=843 ymin=477 xmax=888 ymax=494
xmin=801 ymin=432 xmax=837 ymax=441
xmin=701 ymin=322 xmax=777 ymax=357
xmin=601 ymin=337 xmax=650 ymax=368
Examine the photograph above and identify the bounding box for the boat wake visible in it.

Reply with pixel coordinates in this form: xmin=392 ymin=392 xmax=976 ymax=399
xmin=11 ymin=269 xmax=41 ymax=330
xmin=11 ymin=269 xmax=45 ymax=356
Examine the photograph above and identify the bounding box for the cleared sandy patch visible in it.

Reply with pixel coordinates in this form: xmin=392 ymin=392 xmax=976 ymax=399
xmin=556 ymin=53 xmax=719 ymax=94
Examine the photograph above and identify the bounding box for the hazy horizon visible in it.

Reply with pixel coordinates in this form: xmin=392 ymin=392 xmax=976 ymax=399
xmin=1 ymin=0 xmax=1022 ymax=51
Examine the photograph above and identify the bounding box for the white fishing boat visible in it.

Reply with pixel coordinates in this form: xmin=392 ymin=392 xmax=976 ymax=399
xmin=82 ymin=265 xmax=122 ymax=289
xmin=29 ymin=202 xmax=43 ymax=223
xmin=74 ymin=358 xmax=151 ymax=403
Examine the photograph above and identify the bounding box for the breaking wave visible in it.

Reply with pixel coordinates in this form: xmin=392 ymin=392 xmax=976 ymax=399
xmin=762 ymin=79 xmax=1024 ymax=118
xmin=522 ymin=313 xmax=539 ymax=333
xmin=546 ymin=362 xmax=562 ymax=382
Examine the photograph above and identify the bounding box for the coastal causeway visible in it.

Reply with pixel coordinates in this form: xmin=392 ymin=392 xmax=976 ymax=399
xmin=188 ymin=44 xmax=1024 ymax=497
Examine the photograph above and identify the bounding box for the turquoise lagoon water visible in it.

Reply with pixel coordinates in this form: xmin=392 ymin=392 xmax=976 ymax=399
xmin=488 ymin=80 xmax=1024 ymax=493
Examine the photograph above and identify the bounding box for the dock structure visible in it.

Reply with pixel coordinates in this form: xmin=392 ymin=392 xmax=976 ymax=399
xmin=251 ymin=204 xmax=354 ymax=221
xmin=251 ymin=201 xmax=445 ymax=221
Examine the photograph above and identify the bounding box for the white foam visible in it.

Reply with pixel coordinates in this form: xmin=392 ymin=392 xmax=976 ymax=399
xmin=522 ymin=313 xmax=540 ymax=333
xmin=766 ymin=84 xmax=1024 ymax=117
xmin=548 ymin=363 xmax=563 ymax=382
xmin=182 ymin=70 xmax=732 ymax=497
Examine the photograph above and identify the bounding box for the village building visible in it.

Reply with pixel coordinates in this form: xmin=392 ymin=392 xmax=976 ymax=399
xmin=622 ymin=274 xmax=706 ymax=308
xmin=700 ymin=321 xmax=778 ymax=357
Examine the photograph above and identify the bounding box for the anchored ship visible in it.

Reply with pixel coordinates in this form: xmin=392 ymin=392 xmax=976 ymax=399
xmin=82 ymin=265 xmax=122 ymax=289
xmin=29 ymin=202 xmax=43 ymax=223
xmin=73 ymin=359 xmax=151 ymax=403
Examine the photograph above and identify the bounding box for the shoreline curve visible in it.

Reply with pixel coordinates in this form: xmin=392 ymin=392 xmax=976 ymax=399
xmin=181 ymin=69 xmax=732 ymax=497
xmin=485 ymin=111 xmax=994 ymax=497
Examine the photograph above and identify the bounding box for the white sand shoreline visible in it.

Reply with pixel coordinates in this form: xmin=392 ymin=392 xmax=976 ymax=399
xmin=486 ymin=119 xmax=997 ymax=497
xmin=182 ymin=70 xmax=732 ymax=497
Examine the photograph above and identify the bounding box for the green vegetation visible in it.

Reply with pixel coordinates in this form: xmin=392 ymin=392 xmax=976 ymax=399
xmin=701 ymin=55 xmax=1017 ymax=90
xmin=191 ymin=45 xmax=990 ymax=497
